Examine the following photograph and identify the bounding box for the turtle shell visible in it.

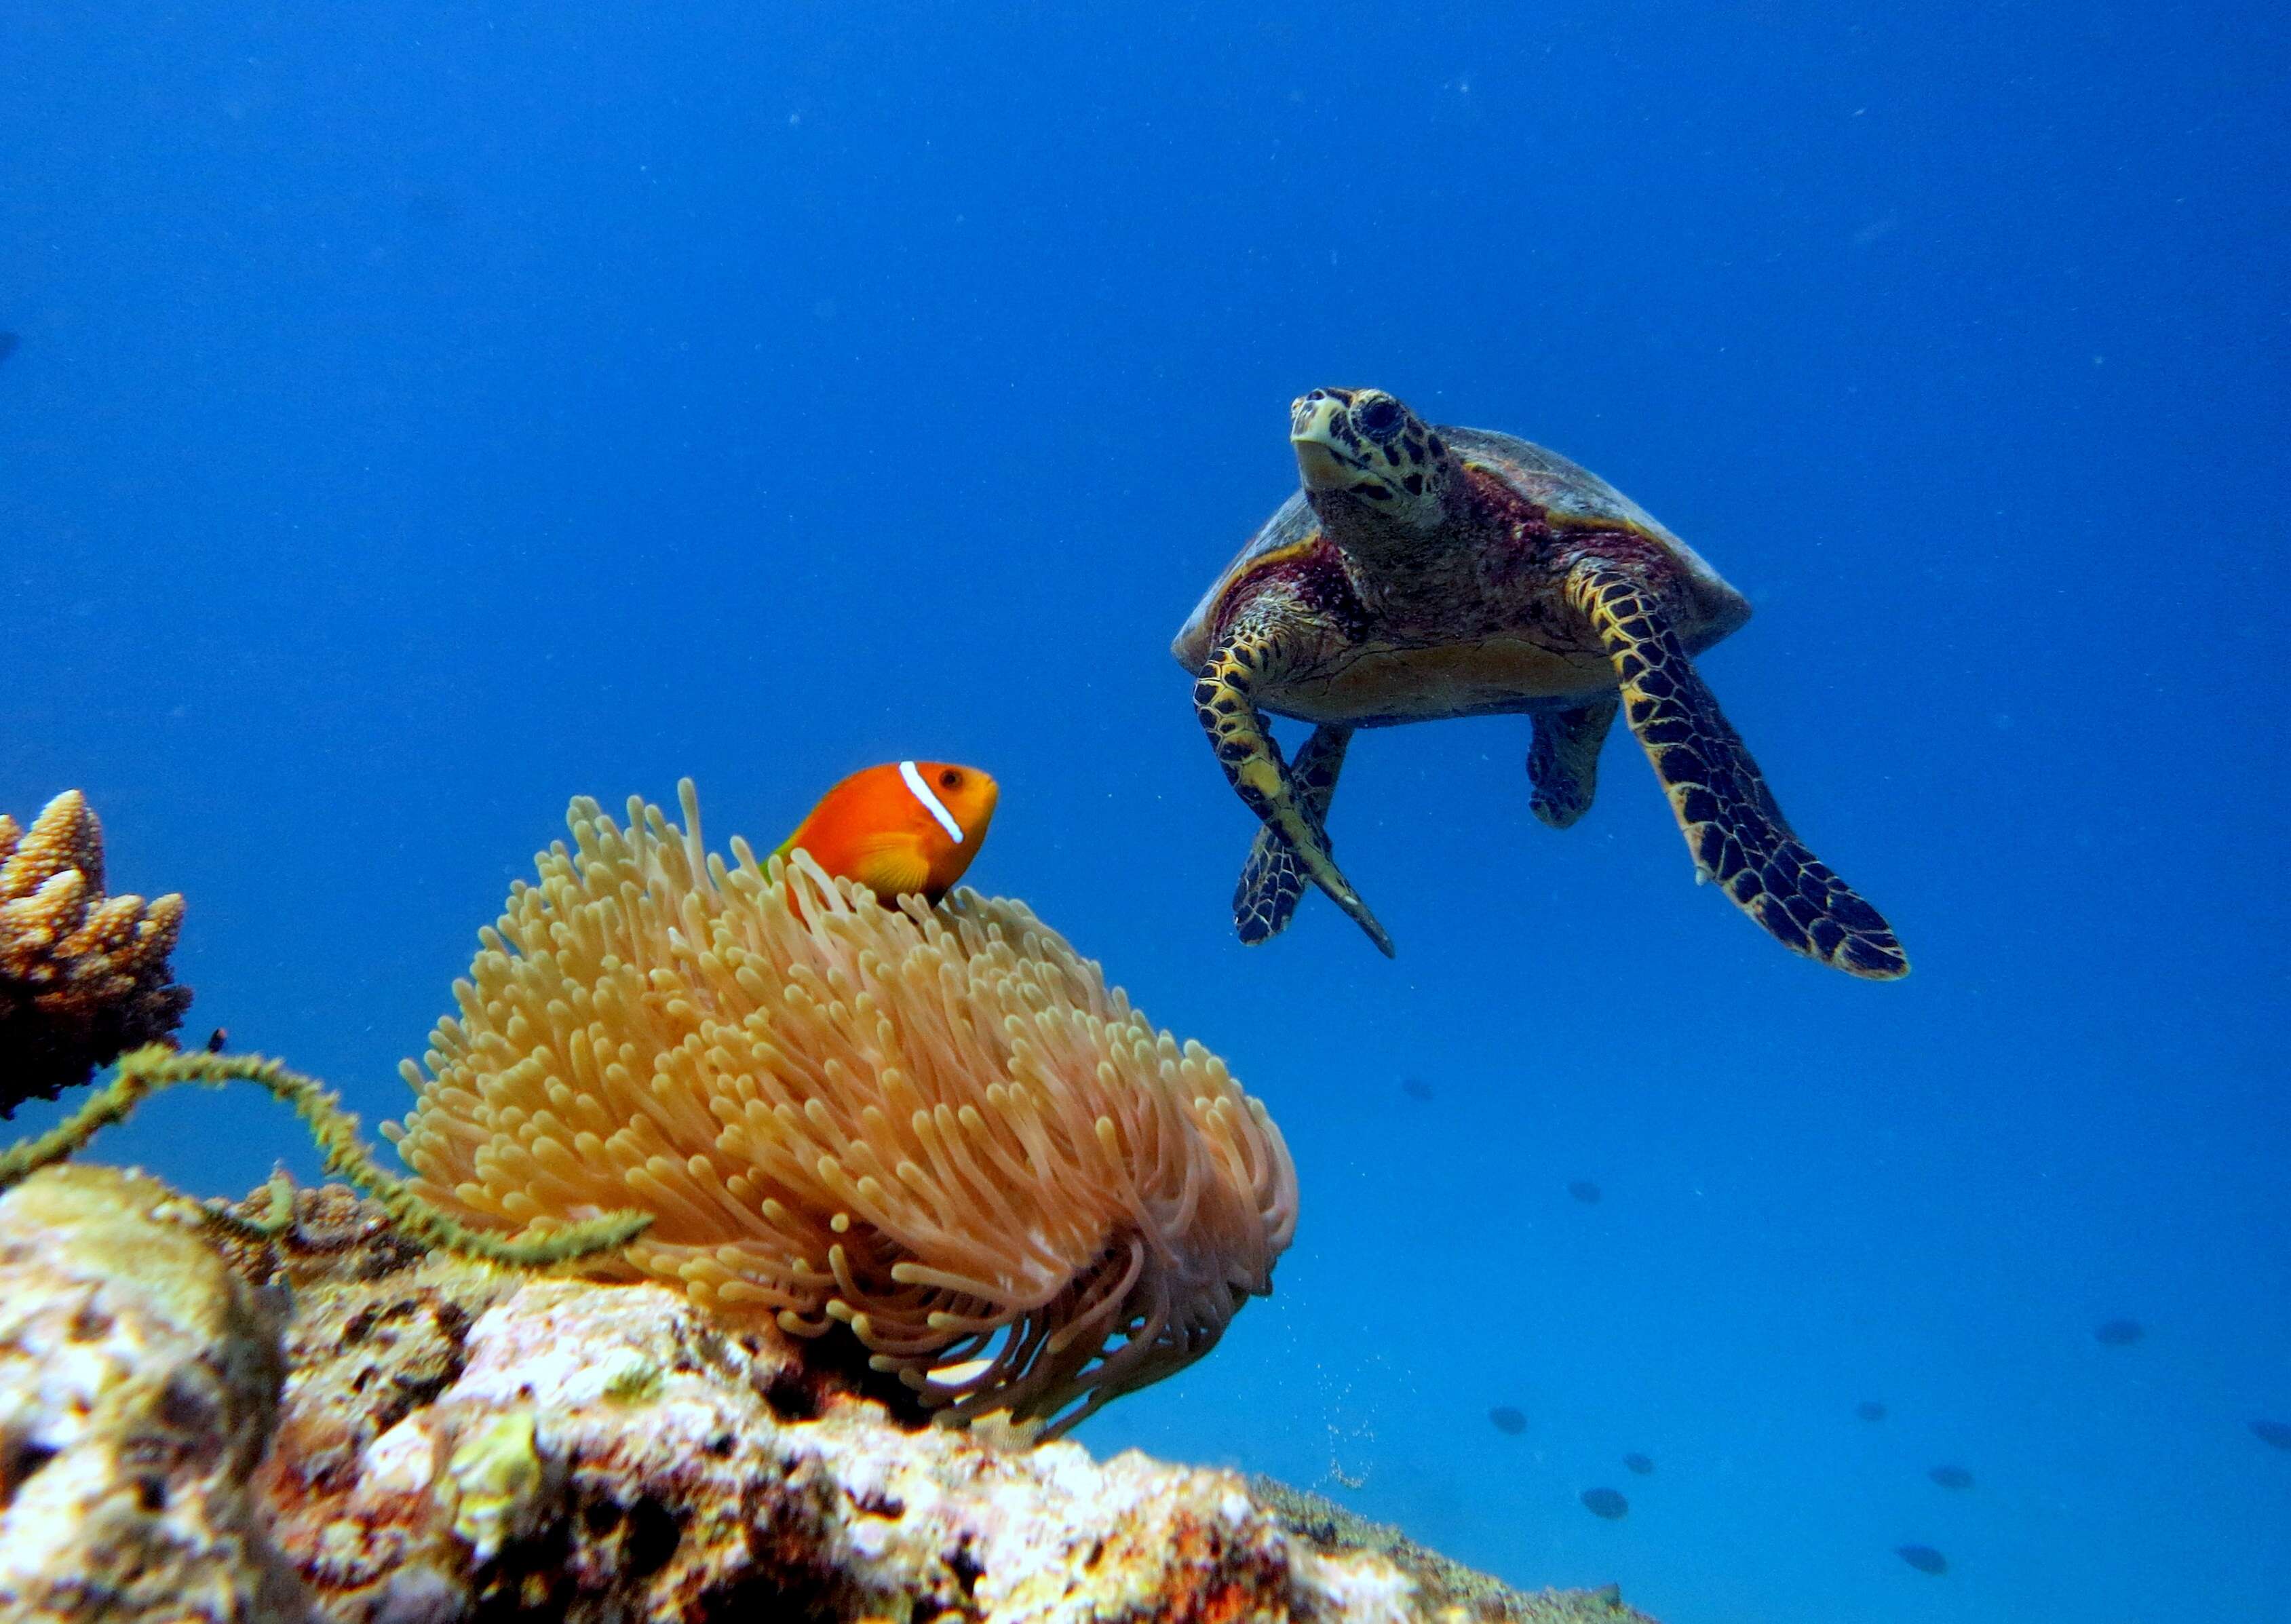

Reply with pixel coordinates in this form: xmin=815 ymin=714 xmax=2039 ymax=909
xmin=1174 ymin=425 xmax=1750 ymax=672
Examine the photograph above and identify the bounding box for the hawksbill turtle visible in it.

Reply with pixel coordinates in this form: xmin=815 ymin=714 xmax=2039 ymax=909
xmin=1172 ymin=387 xmax=1906 ymax=979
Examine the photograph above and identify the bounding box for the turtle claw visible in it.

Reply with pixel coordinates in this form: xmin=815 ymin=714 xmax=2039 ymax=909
xmin=1243 ymin=834 xmax=1392 ymax=956
xmin=1288 ymin=833 xmax=1393 ymax=956
xmin=1310 ymin=845 xmax=1395 ymax=953
xmin=1351 ymin=904 xmax=1397 ymax=957
xmin=1236 ymin=894 xmax=1392 ymax=955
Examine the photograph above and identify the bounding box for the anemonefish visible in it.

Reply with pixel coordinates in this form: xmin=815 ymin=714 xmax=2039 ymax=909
xmin=773 ymin=760 xmax=998 ymax=906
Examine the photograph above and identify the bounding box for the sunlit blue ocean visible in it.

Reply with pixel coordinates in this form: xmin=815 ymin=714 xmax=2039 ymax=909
xmin=4 ymin=4 xmax=2285 ymax=1619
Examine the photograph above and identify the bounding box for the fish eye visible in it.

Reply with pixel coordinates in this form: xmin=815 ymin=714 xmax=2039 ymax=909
xmin=1357 ymin=398 xmax=1404 ymax=441
xmin=938 ymin=769 xmax=961 ymax=789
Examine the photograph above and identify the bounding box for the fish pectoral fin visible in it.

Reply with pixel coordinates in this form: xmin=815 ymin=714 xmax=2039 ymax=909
xmin=845 ymin=836 xmax=933 ymax=900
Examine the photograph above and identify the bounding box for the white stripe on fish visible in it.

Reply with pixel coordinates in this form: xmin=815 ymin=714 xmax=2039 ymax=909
xmin=900 ymin=759 xmax=966 ymax=843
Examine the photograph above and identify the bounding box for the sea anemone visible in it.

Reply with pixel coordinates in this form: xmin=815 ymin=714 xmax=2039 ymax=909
xmin=387 ymin=781 xmax=1297 ymax=1435
xmin=0 ymin=791 xmax=191 ymax=1112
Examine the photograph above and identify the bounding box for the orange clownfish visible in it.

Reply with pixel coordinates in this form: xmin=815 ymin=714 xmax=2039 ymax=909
xmin=773 ymin=760 xmax=998 ymax=906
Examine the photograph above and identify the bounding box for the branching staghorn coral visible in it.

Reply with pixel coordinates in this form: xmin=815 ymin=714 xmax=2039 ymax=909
xmin=389 ymin=779 xmax=1298 ymax=1435
xmin=0 ymin=790 xmax=191 ymax=1111
xmin=0 ymin=1043 xmax=649 ymax=1266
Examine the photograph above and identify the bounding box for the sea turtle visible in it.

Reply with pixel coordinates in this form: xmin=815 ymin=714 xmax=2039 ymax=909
xmin=1172 ymin=387 xmax=1906 ymax=978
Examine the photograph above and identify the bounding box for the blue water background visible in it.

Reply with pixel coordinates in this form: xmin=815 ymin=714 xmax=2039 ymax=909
xmin=4 ymin=4 xmax=2285 ymax=1619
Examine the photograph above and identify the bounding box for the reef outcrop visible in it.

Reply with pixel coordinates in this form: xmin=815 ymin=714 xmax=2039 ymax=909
xmin=0 ymin=1165 xmax=301 ymax=1618
xmin=0 ymin=1167 xmax=1657 ymax=1624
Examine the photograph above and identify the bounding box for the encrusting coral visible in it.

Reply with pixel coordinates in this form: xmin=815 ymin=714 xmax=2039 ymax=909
xmin=0 ymin=790 xmax=191 ymax=1112
xmin=387 ymin=779 xmax=1298 ymax=1436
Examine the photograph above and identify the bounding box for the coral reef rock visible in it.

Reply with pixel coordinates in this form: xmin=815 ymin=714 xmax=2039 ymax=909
xmin=0 ymin=1165 xmax=304 ymax=1621
xmin=0 ymin=790 xmax=191 ymax=1111
xmin=0 ymin=1172 xmax=1659 ymax=1624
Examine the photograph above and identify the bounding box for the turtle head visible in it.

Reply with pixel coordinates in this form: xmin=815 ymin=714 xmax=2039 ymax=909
xmin=1290 ymin=388 xmax=1454 ymax=530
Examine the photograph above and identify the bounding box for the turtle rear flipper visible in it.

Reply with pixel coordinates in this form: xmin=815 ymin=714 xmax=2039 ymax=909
xmin=1528 ymin=697 xmax=1618 ymax=830
xmin=1233 ymin=722 xmax=1351 ymax=943
xmin=1196 ymin=617 xmax=1394 ymax=956
xmin=1571 ymin=564 xmax=1908 ymax=979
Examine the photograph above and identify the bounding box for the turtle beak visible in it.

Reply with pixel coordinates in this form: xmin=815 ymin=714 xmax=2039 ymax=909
xmin=1290 ymin=393 xmax=1355 ymax=491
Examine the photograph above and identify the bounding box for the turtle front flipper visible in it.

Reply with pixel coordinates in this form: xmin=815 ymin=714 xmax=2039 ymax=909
xmin=1195 ymin=623 xmax=1394 ymax=956
xmin=1528 ymin=698 xmax=1618 ymax=830
xmin=1569 ymin=564 xmax=1908 ymax=979
xmin=1233 ymin=722 xmax=1352 ymax=944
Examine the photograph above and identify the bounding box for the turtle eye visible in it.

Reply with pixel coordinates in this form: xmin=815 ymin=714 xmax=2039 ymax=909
xmin=1356 ymin=398 xmax=1405 ymax=442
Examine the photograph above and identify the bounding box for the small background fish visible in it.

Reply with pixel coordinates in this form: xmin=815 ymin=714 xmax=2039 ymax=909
xmin=1580 ymin=1487 xmax=1630 ymax=1521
